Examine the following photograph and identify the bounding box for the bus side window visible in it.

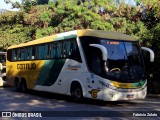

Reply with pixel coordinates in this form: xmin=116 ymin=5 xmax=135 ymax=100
xmin=63 ymin=41 xmax=66 ymax=58
xmin=50 ymin=43 xmax=56 ymax=59
xmin=29 ymin=47 xmax=32 ymax=60
xmin=21 ymin=48 xmax=25 ymax=60
xmin=26 ymin=47 xmax=30 ymax=60
xmin=56 ymin=42 xmax=62 ymax=58
xmin=36 ymin=46 xmax=39 ymax=59
xmin=15 ymin=49 xmax=17 ymax=61
xmin=32 ymin=46 xmax=36 ymax=60
xmin=65 ymin=41 xmax=71 ymax=58
xmin=69 ymin=40 xmax=82 ymax=62
xmin=47 ymin=43 xmax=51 ymax=59
xmin=7 ymin=49 xmax=12 ymax=61
xmin=44 ymin=44 xmax=48 ymax=59
xmin=12 ymin=49 xmax=16 ymax=61
xmin=17 ymin=49 xmax=21 ymax=61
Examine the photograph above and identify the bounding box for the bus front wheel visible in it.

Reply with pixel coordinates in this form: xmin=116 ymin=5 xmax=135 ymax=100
xmin=15 ymin=79 xmax=21 ymax=92
xmin=71 ymin=83 xmax=83 ymax=102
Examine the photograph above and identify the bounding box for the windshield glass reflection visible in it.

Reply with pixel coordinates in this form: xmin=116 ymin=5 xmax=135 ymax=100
xmin=80 ymin=36 xmax=145 ymax=83
xmin=101 ymin=40 xmax=145 ymax=82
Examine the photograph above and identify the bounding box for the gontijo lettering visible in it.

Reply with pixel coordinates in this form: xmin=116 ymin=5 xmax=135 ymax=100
xmin=17 ymin=63 xmax=36 ymax=70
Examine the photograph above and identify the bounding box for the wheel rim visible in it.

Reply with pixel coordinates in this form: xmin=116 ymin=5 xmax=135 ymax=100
xmin=15 ymin=81 xmax=21 ymax=91
xmin=21 ymin=83 xmax=25 ymax=91
xmin=21 ymin=81 xmax=27 ymax=92
xmin=17 ymin=81 xmax=21 ymax=89
xmin=75 ymin=88 xmax=82 ymax=99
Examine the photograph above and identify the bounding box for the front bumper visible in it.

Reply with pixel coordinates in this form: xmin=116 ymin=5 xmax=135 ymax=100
xmin=102 ymin=87 xmax=147 ymax=101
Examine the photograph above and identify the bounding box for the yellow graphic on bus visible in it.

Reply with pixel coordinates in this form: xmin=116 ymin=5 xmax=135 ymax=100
xmin=111 ymin=80 xmax=145 ymax=89
xmin=89 ymin=89 xmax=100 ymax=98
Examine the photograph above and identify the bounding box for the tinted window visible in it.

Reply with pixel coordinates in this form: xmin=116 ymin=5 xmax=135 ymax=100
xmin=6 ymin=50 xmax=11 ymax=61
xmin=8 ymin=38 xmax=82 ymax=63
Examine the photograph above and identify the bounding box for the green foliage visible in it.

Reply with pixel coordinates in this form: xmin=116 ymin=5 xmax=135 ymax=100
xmin=91 ymin=21 xmax=113 ymax=30
xmin=36 ymin=26 xmax=54 ymax=38
xmin=1 ymin=0 xmax=159 ymax=48
xmin=1 ymin=0 xmax=159 ymax=51
xmin=142 ymin=23 xmax=160 ymax=48
xmin=23 ymin=0 xmax=37 ymax=13
xmin=39 ymin=11 xmax=52 ymax=23
xmin=0 ymin=24 xmax=34 ymax=49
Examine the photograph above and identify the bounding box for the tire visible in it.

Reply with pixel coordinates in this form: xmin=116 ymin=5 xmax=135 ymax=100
xmin=15 ymin=78 xmax=27 ymax=92
xmin=21 ymin=80 xmax=27 ymax=92
xmin=15 ymin=79 xmax=21 ymax=92
xmin=71 ymin=84 xmax=83 ymax=102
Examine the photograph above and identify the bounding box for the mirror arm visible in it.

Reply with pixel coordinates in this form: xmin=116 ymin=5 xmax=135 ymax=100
xmin=141 ymin=47 xmax=155 ymax=62
xmin=89 ymin=44 xmax=107 ymax=61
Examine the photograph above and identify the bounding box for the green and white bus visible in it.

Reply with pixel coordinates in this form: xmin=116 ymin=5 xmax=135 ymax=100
xmin=6 ymin=29 xmax=154 ymax=101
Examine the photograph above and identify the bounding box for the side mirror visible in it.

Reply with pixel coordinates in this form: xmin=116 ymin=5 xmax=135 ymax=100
xmin=141 ymin=47 xmax=154 ymax=62
xmin=89 ymin=44 xmax=107 ymax=61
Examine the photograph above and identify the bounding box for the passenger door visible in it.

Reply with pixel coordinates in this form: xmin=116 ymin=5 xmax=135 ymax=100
xmin=86 ymin=47 xmax=103 ymax=100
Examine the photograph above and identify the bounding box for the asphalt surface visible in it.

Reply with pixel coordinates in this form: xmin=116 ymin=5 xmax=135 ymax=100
xmin=0 ymin=86 xmax=160 ymax=120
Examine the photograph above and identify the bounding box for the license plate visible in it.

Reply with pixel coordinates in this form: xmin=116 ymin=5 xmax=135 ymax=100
xmin=127 ymin=94 xmax=134 ymax=98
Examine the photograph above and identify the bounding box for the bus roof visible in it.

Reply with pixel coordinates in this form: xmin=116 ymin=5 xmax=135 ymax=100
xmin=8 ymin=29 xmax=137 ymax=49
xmin=77 ymin=29 xmax=136 ymax=41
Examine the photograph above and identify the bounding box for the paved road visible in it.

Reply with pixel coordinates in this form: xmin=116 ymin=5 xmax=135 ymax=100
xmin=0 ymin=86 xmax=160 ymax=120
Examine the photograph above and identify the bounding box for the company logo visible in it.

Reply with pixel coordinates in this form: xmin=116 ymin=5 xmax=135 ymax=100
xmin=17 ymin=63 xmax=36 ymax=70
xmin=2 ymin=112 xmax=11 ymax=117
xmin=88 ymin=89 xmax=100 ymax=98
xmin=66 ymin=65 xmax=81 ymax=70
xmin=1 ymin=112 xmax=42 ymax=118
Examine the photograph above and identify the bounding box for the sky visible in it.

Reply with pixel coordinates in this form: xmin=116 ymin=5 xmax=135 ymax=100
xmin=0 ymin=0 xmax=136 ymax=11
xmin=125 ymin=0 xmax=136 ymax=6
xmin=0 ymin=0 xmax=21 ymax=11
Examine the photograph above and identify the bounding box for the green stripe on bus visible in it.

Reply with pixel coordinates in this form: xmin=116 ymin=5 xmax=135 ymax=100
xmin=54 ymin=35 xmax=77 ymax=41
xmin=36 ymin=59 xmax=66 ymax=86
xmin=132 ymin=80 xmax=146 ymax=87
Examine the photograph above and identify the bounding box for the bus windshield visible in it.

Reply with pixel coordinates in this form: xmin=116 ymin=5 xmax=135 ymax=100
xmin=101 ymin=40 xmax=145 ymax=82
xmin=80 ymin=36 xmax=145 ymax=83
